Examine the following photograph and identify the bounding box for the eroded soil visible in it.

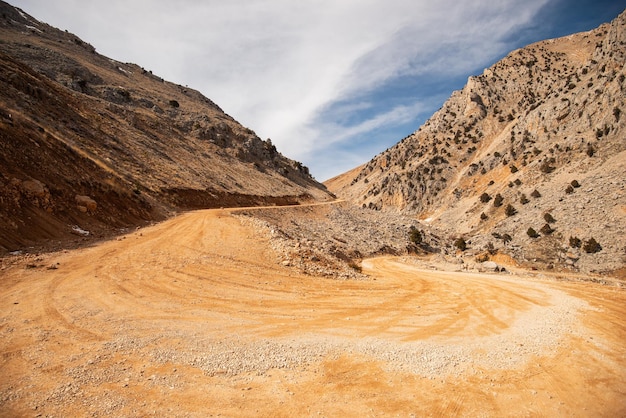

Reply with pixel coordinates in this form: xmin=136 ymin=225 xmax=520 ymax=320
xmin=1 ymin=206 xmax=625 ymax=417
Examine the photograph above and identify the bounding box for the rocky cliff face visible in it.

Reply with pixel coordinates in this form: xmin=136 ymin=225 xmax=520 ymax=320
xmin=0 ymin=2 xmax=332 ymax=253
xmin=329 ymin=10 xmax=626 ymax=274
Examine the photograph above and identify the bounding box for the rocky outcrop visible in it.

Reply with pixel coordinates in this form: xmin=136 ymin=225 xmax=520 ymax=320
xmin=75 ymin=195 xmax=97 ymax=213
xmin=329 ymin=9 xmax=626 ymax=274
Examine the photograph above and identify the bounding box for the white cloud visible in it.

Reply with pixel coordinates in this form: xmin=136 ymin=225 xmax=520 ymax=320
xmin=314 ymin=101 xmax=428 ymax=150
xmin=14 ymin=0 xmax=551 ymax=179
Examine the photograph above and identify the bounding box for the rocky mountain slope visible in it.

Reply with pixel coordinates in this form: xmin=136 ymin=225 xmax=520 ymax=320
xmin=328 ymin=9 xmax=626 ymax=275
xmin=0 ymin=1 xmax=332 ymax=253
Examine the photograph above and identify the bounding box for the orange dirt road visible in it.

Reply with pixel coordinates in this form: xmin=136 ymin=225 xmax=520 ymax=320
xmin=1 ymin=207 xmax=625 ymax=417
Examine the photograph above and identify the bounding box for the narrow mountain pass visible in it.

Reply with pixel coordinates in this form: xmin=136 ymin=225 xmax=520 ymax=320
xmin=1 ymin=204 xmax=625 ymax=417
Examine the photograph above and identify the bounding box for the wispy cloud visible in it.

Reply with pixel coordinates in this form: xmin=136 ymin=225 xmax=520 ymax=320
xmin=15 ymin=0 xmax=558 ymax=179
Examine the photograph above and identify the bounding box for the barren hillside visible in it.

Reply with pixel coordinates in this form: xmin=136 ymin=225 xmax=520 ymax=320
xmin=0 ymin=1 xmax=332 ymax=253
xmin=328 ymin=9 xmax=626 ymax=275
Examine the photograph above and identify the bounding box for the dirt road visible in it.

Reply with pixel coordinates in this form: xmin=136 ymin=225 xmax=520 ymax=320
xmin=1 ymin=207 xmax=625 ymax=416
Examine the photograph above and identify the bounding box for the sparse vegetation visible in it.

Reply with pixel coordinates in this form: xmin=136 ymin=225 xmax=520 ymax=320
xmin=544 ymin=212 xmax=556 ymax=223
xmin=527 ymin=227 xmax=539 ymax=238
xmin=569 ymin=236 xmax=582 ymax=248
xmin=348 ymin=261 xmax=362 ymax=273
xmin=505 ymin=204 xmax=517 ymax=216
xmin=409 ymin=226 xmax=422 ymax=245
xmin=540 ymin=223 xmax=554 ymax=235
xmin=540 ymin=159 xmax=556 ymax=174
xmin=454 ymin=237 xmax=467 ymax=251
xmin=583 ymin=238 xmax=602 ymax=253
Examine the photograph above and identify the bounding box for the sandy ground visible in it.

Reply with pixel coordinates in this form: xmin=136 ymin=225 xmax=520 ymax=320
xmin=1 ymin=205 xmax=625 ymax=417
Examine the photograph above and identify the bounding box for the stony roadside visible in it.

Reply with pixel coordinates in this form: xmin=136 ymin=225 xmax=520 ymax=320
xmin=236 ymin=202 xmax=439 ymax=279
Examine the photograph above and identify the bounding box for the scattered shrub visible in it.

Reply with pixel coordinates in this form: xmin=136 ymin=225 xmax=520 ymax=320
xmin=348 ymin=261 xmax=362 ymax=273
xmin=540 ymin=223 xmax=554 ymax=235
xmin=505 ymin=204 xmax=517 ymax=216
xmin=569 ymin=236 xmax=582 ymax=248
xmin=527 ymin=227 xmax=539 ymax=238
xmin=169 ymin=99 xmax=180 ymax=108
xmin=502 ymin=233 xmax=512 ymax=244
xmin=454 ymin=237 xmax=467 ymax=251
xmin=493 ymin=194 xmax=504 ymax=207
xmin=480 ymin=192 xmax=492 ymax=203
xmin=116 ymin=88 xmax=131 ymax=100
xmin=480 ymin=212 xmax=488 ymax=221
xmin=583 ymin=238 xmax=602 ymax=253
xmin=531 ymin=189 xmax=541 ymax=198
xmin=595 ymin=128 xmax=603 ymax=139
xmin=540 ymin=160 xmax=555 ymax=173
xmin=544 ymin=212 xmax=556 ymax=223
xmin=571 ymin=179 xmax=580 ymax=188
xmin=565 ymin=185 xmax=574 ymax=194
xmin=409 ymin=227 xmax=422 ymax=245
xmin=510 ymin=165 xmax=518 ymax=173
xmin=520 ymin=194 xmax=529 ymax=204
xmin=586 ymin=143 xmax=595 ymax=157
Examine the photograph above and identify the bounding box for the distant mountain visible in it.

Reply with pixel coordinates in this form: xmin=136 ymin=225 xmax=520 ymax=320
xmin=0 ymin=1 xmax=332 ymax=253
xmin=328 ymin=9 xmax=626 ymax=275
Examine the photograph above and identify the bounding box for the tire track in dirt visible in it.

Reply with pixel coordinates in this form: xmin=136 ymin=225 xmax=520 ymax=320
xmin=43 ymin=268 xmax=103 ymax=341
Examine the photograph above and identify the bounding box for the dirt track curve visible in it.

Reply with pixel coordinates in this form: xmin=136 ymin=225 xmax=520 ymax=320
xmin=1 ymin=205 xmax=625 ymax=417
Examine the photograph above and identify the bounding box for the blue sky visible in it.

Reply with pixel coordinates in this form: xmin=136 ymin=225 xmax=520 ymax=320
xmin=11 ymin=0 xmax=626 ymax=181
